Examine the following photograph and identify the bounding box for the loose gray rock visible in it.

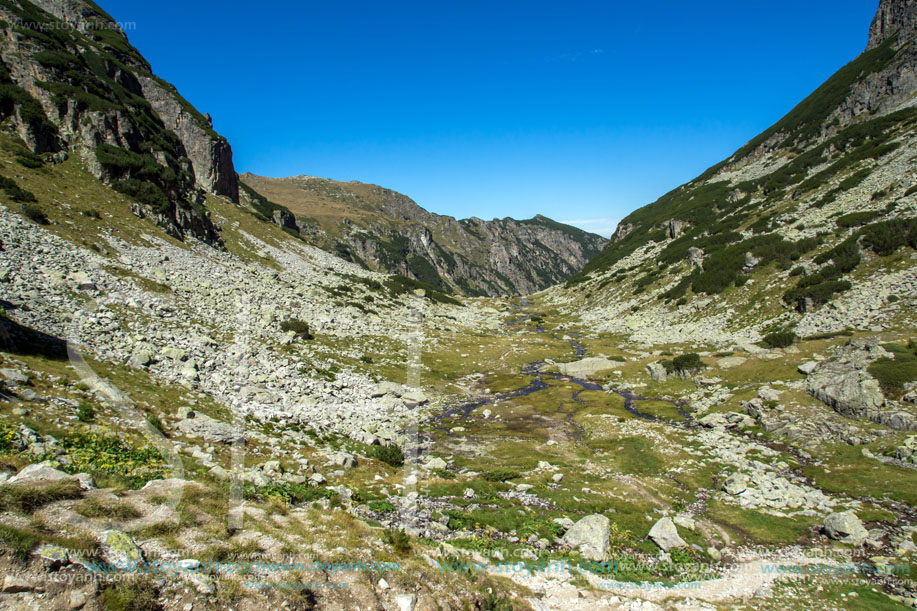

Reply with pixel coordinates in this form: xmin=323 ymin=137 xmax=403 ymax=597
xmin=9 ymin=463 xmax=72 ymax=485
xmin=648 ymin=517 xmax=687 ymax=551
xmin=824 ymin=511 xmax=868 ymax=545
xmin=562 ymin=514 xmax=611 ymax=560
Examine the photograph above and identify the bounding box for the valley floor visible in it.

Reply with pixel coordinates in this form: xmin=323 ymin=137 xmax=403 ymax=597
xmin=0 ymin=191 xmax=915 ymax=610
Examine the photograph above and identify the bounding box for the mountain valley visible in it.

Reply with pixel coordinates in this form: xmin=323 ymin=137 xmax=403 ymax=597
xmin=0 ymin=1 xmax=915 ymax=610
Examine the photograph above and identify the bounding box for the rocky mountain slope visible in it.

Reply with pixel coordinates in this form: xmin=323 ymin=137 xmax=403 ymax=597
xmin=551 ymin=0 xmax=917 ymax=346
xmin=241 ymin=173 xmax=607 ymax=296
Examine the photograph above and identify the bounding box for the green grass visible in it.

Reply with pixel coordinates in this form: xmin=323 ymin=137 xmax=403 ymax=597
xmin=0 ymin=479 xmax=83 ymax=514
xmin=100 ymin=577 xmax=160 ymax=611
xmin=76 ymin=496 xmax=141 ymax=520
xmin=867 ymin=341 xmax=917 ymax=399
xmin=0 ymin=524 xmax=39 ymax=561
xmin=801 ymin=442 xmax=917 ymax=506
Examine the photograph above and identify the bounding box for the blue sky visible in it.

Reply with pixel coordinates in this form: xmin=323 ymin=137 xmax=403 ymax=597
xmin=104 ymin=1 xmax=878 ymax=237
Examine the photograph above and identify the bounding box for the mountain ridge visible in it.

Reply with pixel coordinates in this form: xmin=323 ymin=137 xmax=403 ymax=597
xmin=241 ymin=172 xmax=607 ymax=296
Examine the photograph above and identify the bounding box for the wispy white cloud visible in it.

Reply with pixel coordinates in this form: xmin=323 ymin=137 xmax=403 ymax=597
xmin=560 ymin=218 xmax=620 ymax=238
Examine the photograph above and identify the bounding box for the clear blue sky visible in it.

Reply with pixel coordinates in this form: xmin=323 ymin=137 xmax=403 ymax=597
xmin=103 ymin=0 xmax=878 ymax=237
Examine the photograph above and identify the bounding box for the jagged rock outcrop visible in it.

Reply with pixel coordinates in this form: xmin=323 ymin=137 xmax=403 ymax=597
xmin=137 ymin=76 xmax=239 ymax=202
xmin=241 ymin=174 xmax=607 ymax=296
xmin=0 ymin=0 xmax=237 ymax=244
xmin=805 ymin=340 xmax=917 ymax=431
xmin=869 ymin=0 xmax=917 ymax=49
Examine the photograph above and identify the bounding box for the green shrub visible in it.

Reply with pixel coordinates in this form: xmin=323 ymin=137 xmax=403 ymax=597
xmin=384 ymin=274 xmax=461 ymax=306
xmin=790 ymin=266 xmax=805 ymax=276
xmin=19 ymin=203 xmax=47 ymax=227
xmin=243 ymin=482 xmax=337 ymax=505
xmin=15 ymin=154 xmax=43 ymax=169
xmin=783 ymin=280 xmax=852 ymax=312
xmin=480 ymin=591 xmax=514 ymax=611
xmin=55 ymin=432 xmax=168 ymax=489
xmin=672 ymin=353 xmax=703 ymax=372
xmin=81 ymin=208 xmax=101 ymax=219
xmin=481 ymin=469 xmax=521 ymax=482
xmin=675 ymin=297 xmax=687 ymax=307
xmin=76 ymin=401 xmax=96 ymax=423
xmin=433 ymin=468 xmax=456 ymax=479
xmin=762 ymin=331 xmax=797 ymax=349
xmin=367 ymin=500 xmax=394 ymax=512
xmin=382 ymin=528 xmax=411 ymax=555
xmin=369 ymin=444 xmax=404 ymax=467
xmin=861 ymin=218 xmax=917 ymax=256
xmin=279 ymin=319 xmax=313 ymax=340
xmin=146 ymin=415 xmax=165 ymax=436
xmin=836 ymin=211 xmax=880 ymax=228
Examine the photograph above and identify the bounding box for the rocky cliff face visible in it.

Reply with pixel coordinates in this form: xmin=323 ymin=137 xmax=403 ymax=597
xmin=0 ymin=0 xmax=239 ymax=242
xmin=241 ymin=173 xmax=607 ymax=296
xmin=869 ymin=0 xmax=917 ymax=49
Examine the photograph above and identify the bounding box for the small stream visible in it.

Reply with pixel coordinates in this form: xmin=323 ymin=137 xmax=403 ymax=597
xmin=427 ymin=301 xmax=690 ymax=435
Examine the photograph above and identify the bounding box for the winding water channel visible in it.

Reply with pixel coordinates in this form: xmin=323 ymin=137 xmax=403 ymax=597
xmin=427 ymin=300 xmax=691 ymax=437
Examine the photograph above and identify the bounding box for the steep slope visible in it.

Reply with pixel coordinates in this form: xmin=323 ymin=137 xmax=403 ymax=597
xmin=552 ymin=0 xmax=917 ymax=346
xmin=0 ymin=0 xmax=240 ymax=243
xmin=241 ymin=173 xmax=607 ymax=296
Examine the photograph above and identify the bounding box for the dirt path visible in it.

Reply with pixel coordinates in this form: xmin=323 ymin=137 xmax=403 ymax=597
xmin=518 ymin=550 xmax=840 ymax=610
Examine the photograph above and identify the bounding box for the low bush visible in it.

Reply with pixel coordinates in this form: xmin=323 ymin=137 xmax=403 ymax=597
xmin=481 ymin=468 xmax=521 ymax=482
xmin=367 ymin=500 xmax=395 ymax=512
xmin=19 ymin=203 xmax=46 ymax=224
xmin=762 ymin=331 xmax=797 ymax=349
xmin=382 ymin=528 xmax=411 ymax=555
xmin=76 ymin=401 xmax=96 ymax=423
xmin=368 ymin=443 xmax=404 ymax=467
xmin=836 ymin=211 xmax=879 ymax=228
xmin=279 ymin=319 xmax=313 ymax=340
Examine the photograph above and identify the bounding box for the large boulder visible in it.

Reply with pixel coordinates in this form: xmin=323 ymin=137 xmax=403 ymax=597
xmin=561 ymin=514 xmax=611 ymax=560
xmin=557 ymin=357 xmax=619 ymax=377
xmin=8 ymin=464 xmax=72 ymax=485
xmin=646 ymin=362 xmax=668 ymax=383
xmin=806 ymin=340 xmax=916 ymax=431
xmin=648 ymin=517 xmax=687 ymax=551
xmin=722 ymin=472 xmax=748 ymax=495
xmin=824 ymin=511 xmax=868 ymax=545
xmin=176 ymin=413 xmax=244 ymax=444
